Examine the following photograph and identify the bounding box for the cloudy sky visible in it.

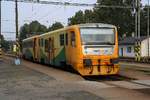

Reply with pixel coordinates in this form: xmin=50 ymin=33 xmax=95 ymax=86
xmin=1 ymin=0 xmax=148 ymax=40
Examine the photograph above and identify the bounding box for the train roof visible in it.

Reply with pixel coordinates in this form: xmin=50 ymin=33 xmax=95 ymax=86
xmin=78 ymin=23 xmax=116 ymax=28
xmin=23 ymin=35 xmax=39 ymax=42
xmin=39 ymin=23 xmax=116 ymax=37
xmin=23 ymin=23 xmax=116 ymax=40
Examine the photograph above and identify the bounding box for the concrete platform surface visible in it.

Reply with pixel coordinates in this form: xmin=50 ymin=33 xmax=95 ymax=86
xmin=0 ymin=57 xmax=150 ymax=100
xmin=108 ymin=81 xmax=150 ymax=89
xmin=133 ymin=80 xmax=150 ymax=86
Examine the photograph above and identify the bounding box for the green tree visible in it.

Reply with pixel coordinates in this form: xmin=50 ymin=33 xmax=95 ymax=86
xmin=48 ymin=22 xmax=64 ymax=31
xmin=68 ymin=10 xmax=85 ymax=25
xmin=0 ymin=34 xmax=9 ymax=51
xmin=19 ymin=23 xmax=30 ymax=41
xmin=29 ymin=21 xmax=47 ymax=34
xmin=68 ymin=0 xmax=136 ymax=38
xmin=140 ymin=5 xmax=150 ymax=36
xmin=93 ymin=0 xmax=135 ymax=37
xmin=84 ymin=10 xmax=95 ymax=23
xmin=19 ymin=21 xmax=48 ymax=41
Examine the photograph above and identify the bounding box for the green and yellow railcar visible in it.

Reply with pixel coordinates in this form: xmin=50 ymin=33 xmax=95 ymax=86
xmin=23 ymin=23 xmax=119 ymax=76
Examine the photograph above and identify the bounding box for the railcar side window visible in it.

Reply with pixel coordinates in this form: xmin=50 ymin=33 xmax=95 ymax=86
xmin=65 ymin=33 xmax=68 ymax=46
xmin=41 ymin=39 xmax=44 ymax=47
xmin=34 ymin=38 xmax=36 ymax=46
xmin=60 ymin=34 xmax=64 ymax=46
xmin=29 ymin=41 xmax=33 ymax=47
xmin=71 ymin=31 xmax=76 ymax=47
xmin=39 ymin=39 xmax=40 ymax=46
xmin=45 ymin=39 xmax=49 ymax=52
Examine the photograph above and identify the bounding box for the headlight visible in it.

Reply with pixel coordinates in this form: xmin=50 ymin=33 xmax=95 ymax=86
xmin=110 ymin=58 xmax=119 ymax=64
xmin=83 ymin=59 xmax=92 ymax=67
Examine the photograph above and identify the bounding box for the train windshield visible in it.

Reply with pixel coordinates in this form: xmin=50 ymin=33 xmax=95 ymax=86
xmin=80 ymin=28 xmax=115 ymax=45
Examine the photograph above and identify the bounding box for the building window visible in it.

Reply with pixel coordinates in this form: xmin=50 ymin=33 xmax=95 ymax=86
xmin=127 ymin=46 xmax=132 ymax=53
xmin=60 ymin=34 xmax=64 ymax=46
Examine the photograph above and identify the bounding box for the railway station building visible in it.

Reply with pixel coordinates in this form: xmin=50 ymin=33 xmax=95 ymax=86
xmin=119 ymin=36 xmax=150 ymax=59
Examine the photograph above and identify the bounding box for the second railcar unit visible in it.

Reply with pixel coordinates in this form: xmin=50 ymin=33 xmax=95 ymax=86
xmin=22 ymin=35 xmax=39 ymax=61
xmin=23 ymin=23 xmax=119 ymax=76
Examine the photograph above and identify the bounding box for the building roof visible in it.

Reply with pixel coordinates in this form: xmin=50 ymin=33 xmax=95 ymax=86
xmin=119 ymin=36 xmax=147 ymax=45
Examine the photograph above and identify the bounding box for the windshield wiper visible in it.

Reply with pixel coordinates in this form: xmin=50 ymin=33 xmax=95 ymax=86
xmin=83 ymin=42 xmax=115 ymax=45
xmin=103 ymin=42 xmax=114 ymax=45
xmin=83 ymin=42 xmax=114 ymax=45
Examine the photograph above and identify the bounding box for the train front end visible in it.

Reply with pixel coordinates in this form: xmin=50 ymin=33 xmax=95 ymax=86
xmin=78 ymin=24 xmax=119 ymax=76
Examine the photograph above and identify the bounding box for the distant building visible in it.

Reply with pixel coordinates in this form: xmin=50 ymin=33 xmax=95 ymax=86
xmin=119 ymin=36 xmax=150 ymax=58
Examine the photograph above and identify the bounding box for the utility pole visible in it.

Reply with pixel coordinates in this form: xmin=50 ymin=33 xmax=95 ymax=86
xmin=135 ymin=0 xmax=138 ymax=38
xmin=15 ymin=0 xmax=20 ymax=65
xmin=135 ymin=0 xmax=141 ymax=38
xmin=137 ymin=0 xmax=140 ymax=39
xmin=15 ymin=0 xmax=19 ymax=40
xmin=0 ymin=0 xmax=1 ymax=48
xmin=148 ymin=0 xmax=150 ymax=57
xmin=135 ymin=0 xmax=141 ymax=62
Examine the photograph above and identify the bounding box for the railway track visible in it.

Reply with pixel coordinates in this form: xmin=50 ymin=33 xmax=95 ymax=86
xmin=84 ymin=74 xmax=150 ymax=95
xmin=119 ymin=58 xmax=150 ymax=64
xmin=84 ymin=74 xmax=136 ymax=82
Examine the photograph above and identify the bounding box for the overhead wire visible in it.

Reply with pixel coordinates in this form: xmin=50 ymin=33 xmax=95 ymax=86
xmin=37 ymin=5 xmax=62 ymax=21
xmin=1 ymin=0 xmax=149 ymax=41
xmin=2 ymin=0 xmax=150 ymax=9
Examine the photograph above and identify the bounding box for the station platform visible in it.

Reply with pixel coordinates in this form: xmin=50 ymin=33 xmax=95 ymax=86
xmin=0 ymin=56 xmax=150 ymax=100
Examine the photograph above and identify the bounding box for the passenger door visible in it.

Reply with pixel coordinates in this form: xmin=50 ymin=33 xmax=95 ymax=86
xmin=33 ymin=38 xmax=36 ymax=61
xmin=66 ymin=30 xmax=77 ymax=65
xmin=48 ymin=37 xmax=55 ymax=64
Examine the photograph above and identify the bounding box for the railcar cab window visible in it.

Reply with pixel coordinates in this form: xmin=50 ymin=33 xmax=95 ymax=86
xmin=59 ymin=34 xmax=64 ymax=46
xmin=71 ymin=31 xmax=76 ymax=47
xmin=80 ymin=28 xmax=115 ymax=45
